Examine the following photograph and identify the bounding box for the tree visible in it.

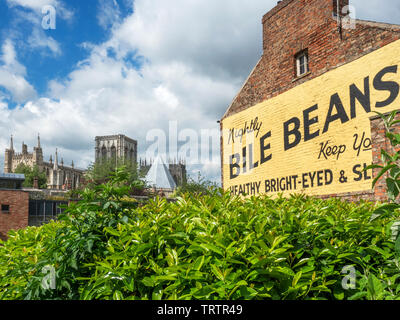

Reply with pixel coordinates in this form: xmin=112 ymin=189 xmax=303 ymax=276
xmin=175 ymin=172 xmax=220 ymax=196
xmin=14 ymin=164 xmax=47 ymax=189
xmin=84 ymin=159 xmax=146 ymax=195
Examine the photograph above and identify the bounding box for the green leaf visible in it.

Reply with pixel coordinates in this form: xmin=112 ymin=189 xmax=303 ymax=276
xmin=239 ymin=286 xmax=258 ymax=299
xmin=348 ymin=291 xmax=367 ymax=300
xmin=367 ymin=274 xmax=384 ymax=300
xmin=142 ymin=277 xmax=156 ymax=287
xmin=372 ymin=164 xmax=397 ymax=188
xmin=386 ymin=178 xmax=400 ymax=200
xmin=113 ymin=290 xmax=124 ymax=300
xmin=193 ymin=256 xmax=205 ymax=271
xmin=200 ymin=243 xmax=224 ymax=256
xmin=87 ymin=239 xmax=94 ymax=253
xmin=292 ymin=271 xmax=302 ymax=287
xmin=103 ymin=227 xmax=120 ymax=237
xmin=210 ymin=264 xmax=224 ymax=281
xmin=395 ymin=235 xmax=400 ymax=258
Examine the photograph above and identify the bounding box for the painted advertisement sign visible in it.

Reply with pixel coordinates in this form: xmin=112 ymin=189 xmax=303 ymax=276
xmin=222 ymin=39 xmax=400 ymax=197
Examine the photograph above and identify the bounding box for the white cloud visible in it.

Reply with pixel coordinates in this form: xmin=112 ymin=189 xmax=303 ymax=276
xmin=97 ymin=0 xmax=121 ymax=30
xmin=6 ymin=0 xmax=73 ymax=20
xmin=27 ymin=28 xmax=61 ymax=56
xmin=0 ymin=40 xmax=37 ymax=102
xmin=1 ymin=0 xmax=400 ymax=181
xmin=5 ymin=0 xmax=74 ymax=57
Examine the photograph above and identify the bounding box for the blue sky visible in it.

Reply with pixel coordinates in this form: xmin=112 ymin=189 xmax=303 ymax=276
xmin=0 ymin=0 xmax=133 ymax=101
xmin=0 ymin=0 xmax=399 ymax=182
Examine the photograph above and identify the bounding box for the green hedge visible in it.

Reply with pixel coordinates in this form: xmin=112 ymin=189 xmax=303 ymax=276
xmin=1 ymin=178 xmax=400 ymax=299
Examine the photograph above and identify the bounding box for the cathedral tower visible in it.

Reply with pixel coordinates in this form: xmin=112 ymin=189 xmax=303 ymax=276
xmin=33 ymin=134 xmax=43 ymax=167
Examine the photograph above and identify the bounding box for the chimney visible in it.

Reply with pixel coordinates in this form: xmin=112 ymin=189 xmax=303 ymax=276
xmin=33 ymin=177 xmax=39 ymax=189
xmin=333 ymin=0 xmax=350 ymax=18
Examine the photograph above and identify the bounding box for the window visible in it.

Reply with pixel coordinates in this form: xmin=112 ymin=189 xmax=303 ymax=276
xmin=1 ymin=204 xmax=10 ymax=213
xmin=295 ymin=50 xmax=309 ymax=77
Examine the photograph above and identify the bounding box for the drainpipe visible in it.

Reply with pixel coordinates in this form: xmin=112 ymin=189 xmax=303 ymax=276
xmin=337 ymin=0 xmax=343 ymax=40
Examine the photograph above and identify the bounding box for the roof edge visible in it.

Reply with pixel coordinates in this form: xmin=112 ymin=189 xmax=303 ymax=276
xmin=262 ymin=0 xmax=295 ymax=24
xmin=221 ymin=57 xmax=263 ymax=121
xmin=355 ymin=18 xmax=400 ymax=31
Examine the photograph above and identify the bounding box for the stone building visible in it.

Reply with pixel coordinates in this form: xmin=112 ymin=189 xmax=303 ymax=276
xmin=95 ymin=135 xmax=138 ymax=165
xmin=140 ymin=158 xmax=187 ymax=187
xmin=4 ymin=135 xmax=84 ymax=190
xmin=220 ymin=0 xmax=400 ymax=201
xmin=95 ymin=134 xmax=187 ymax=187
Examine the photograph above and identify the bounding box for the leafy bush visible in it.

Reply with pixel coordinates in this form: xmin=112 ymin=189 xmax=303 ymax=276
xmin=84 ymin=162 xmax=146 ymax=196
xmin=14 ymin=164 xmax=47 ymax=189
xmin=1 ymin=168 xmax=400 ymax=300
xmin=175 ymin=172 xmax=219 ymax=197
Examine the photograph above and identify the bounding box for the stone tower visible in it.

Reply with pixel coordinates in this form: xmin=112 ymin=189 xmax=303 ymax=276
xmin=95 ymin=134 xmax=138 ymax=165
xmin=32 ymin=134 xmax=43 ymax=167
xmin=4 ymin=135 xmax=14 ymax=174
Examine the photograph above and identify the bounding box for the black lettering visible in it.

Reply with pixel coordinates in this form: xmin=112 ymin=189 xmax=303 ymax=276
xmin=350 ymin=76 xmax=371 ymax=119
xmin=325 ymin=170 xmax=333 ymax=185
xmin=242 ymin=147 xmax=247 ymax=174
xmin=363 ymin=163 xmax=372 ymax=180
xmin=319 ymin=141 xmax=329 ymax=160
xmin=250 ymin=183 xmax=256 ymax=194
xmin=260 ymin=131 xmax=272 ymax=165
xmin=353 ymin=164 xmax=362 ymax=182
xmin=256 ymin=181 xmax=261 ymax=193
xmin=286 ymin=176 xmax=292 ymax=190
xmin=271 ymin=179 xmax=277 ymax=192
xmin=323 ymin=93 xmax=350 ymax=133
xmin=238 ymin=184 xmax=244 ymax=195
xmin=279 ymin=178 xmax=286 ymax=191
xmin=317 ymin=170 xmax=324 ymax=186
xmin=292 ymin=175 xmax=298 ymax=189
xmin=309 ymin=171 xmax=316 ymax=188
xmin=230 ymin=154 xmax=240 ymax=179
xmin=373 ymin=65 xmax=399 ymax=108
xmin=303 ymin=104 xmax=320 ymax=141
xmin=302 ymin=173 xmax=309 ymax=189
xmin=284 ymin=117 xmax=301 ymax=151
xmin=265 ymin=180 xmax=271 ymax=192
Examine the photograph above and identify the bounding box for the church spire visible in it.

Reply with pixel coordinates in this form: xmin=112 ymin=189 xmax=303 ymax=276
xmin=10 ymin=135 xmax=13 ymax=151
xmin=54 ymin=148 xmax=58 ymax=170
xmin=37 ymin=133 xmax=41 ymax=149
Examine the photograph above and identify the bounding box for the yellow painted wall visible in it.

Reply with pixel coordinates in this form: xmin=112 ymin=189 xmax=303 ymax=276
xmin=222 ymin=39 xmax=400 ymax=197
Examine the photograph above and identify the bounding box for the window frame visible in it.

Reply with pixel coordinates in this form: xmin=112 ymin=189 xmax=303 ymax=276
xmin=1 ymin=204 xmax=10 ymax=213
xmin=295 ymin=50 xmax=309 ymax=78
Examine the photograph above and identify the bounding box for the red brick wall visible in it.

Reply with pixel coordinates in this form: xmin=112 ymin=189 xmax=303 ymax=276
xmin=315 ymin=114 xmax=400 ymax=203
xmin=0 ymin=190 xmax=29 ymax=240
xmin=370 ymin=113 xmax=400 ymax=202
xmin=221 ymin=0 xmax=400 ymax=202
xmin=224 ymin=0 xmax=400 ymax=118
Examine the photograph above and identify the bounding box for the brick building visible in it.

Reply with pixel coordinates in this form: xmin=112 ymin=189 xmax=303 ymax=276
xmin=220 ymin=0 xmax=400 ymax=201
xmin=0 ymin=190 xmax=29 ymax=240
